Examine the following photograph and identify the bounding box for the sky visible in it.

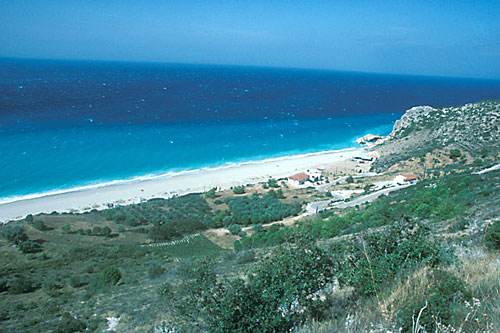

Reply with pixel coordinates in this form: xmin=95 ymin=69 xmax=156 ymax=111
xmin=1 ymin=0 xmax=499 ymax=79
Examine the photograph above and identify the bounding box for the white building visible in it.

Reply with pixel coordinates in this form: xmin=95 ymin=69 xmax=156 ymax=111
xmin=288 ymin=173 xmax=310 ymax=186
xmin=394 ymin=174 xmax=418 ymax=186
xmin=306 ymin=169 xmax=322 ymax=182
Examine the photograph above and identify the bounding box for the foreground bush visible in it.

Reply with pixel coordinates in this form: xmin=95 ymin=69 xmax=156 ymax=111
xmin=178 ymin=239 xmax=334 ymax=331
xmin=100 ymin=267 xmax=121 ymax=286
xmin=1 ymin=225 xmax=28 ymax=245
xmin=485 ymin=220 xmax=500 ymax=249
xmin=331 ymin=217 xmax=443 ymax=296
xmin=397 ymin=270 xmax=469 ymax=331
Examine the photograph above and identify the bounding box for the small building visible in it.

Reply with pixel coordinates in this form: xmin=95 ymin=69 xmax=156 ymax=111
xmin=306 ymin=168 xmax=322 ymax=182
xmin=394 ymin=174 xmax=418 ymax=185
xmin=288 ymin=173 xmax=310 ymax=186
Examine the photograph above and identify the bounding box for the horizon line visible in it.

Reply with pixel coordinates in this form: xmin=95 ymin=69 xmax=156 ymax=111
xmin=1 ymin=55 xmax=499 ymax=82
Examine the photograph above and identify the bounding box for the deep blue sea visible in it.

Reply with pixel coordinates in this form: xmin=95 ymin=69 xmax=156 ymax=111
xmin=1 ymin=58 xmax=500 ymax=203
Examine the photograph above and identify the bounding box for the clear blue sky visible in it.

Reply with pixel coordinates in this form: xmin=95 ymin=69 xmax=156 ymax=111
xmin=1 ymin=1 xmax=499 ymax=78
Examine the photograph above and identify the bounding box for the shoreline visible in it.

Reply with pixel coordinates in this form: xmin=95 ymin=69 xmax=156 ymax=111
xmin=0 ymin=146 xmax=364 ymax=223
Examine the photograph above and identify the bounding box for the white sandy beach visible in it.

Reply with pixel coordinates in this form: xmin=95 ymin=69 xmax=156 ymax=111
xmin=0 ymin=147 xmax=363 ymax=223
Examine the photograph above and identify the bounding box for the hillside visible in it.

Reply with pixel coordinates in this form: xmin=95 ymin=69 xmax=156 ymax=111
xmin=0 ymin=101 xmax=499 ymax=332
xmin=373 ymin=100 xmax=500 ymax=172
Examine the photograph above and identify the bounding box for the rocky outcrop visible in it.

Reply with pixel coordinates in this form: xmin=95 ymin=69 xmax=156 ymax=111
xmin=371 ymin=100 xmax=500 ymax=171
xmin=356 ymin=133 xmax=383 ymax=145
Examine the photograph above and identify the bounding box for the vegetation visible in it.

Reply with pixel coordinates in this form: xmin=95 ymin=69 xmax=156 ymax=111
xmin=177 ymin=240 xmax=334 ymax=332
xmin=232 ymin=186 xmax=245 ymax=194
xmin=223 ymin=192 xmax=300 ymax=226
xmin=0 ymin=100 xmax=498 ymax=332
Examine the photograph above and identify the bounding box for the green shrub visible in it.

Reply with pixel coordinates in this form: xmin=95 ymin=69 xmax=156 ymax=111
xmin=149 ymin=218 xmax=206 ymax=242
xmin=9 ymin=275 xmax=38 ymax=294
xmin=332 ymin=218 xmax=443 ymax=296
xmin=473 ymin=158 xmax=483 ymax=166
xmin=2 ymin=225 xmax=28 ymax=245
xmin=18 ymin=240 xmax=43 ymax=253
xmin=398 ymin=270 xmax=468 ymax=331
xmin=205 ymin=188 xmax=217 ymax=199
xmin=227 ymin=224 xmax=242 ymax=235
xmin=449 ymin=149 xmax=461 ymax=160
xmin=91 ymin=226 xmax=102 ymax=236
xmin=181 ymin=241 xmax=334 ymax=332
xmin=100 ymin=267 xmax=121 ymax=286
xmin=346 ymin=175 xmax=354 ymax=183
xmin=25 ymin=214 xmax=34 ymax=223
xmin=485 ymin=220 xmax=500 ymax=249
xmin=33 ymin=220 xmax=49 ymax=231
xmin=267 ymin=178 xmax=279 ymax=188
xmin=43 ymin=280 xmax=64 ymax=297
xmin=232 ymin=186 xmax=245 ymax=194
xmin=61 ymin=224 xmax=71 ymax=234
xmin=54 ymin=313 xmax=86 ymax=333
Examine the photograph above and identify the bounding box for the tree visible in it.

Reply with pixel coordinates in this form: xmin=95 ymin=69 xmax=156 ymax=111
xmin=346 ymin=175 xmax=354 ymax=183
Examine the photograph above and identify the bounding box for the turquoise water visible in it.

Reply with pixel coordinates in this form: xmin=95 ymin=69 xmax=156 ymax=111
xmin=1 ymin=58 xmax=500 ymax=202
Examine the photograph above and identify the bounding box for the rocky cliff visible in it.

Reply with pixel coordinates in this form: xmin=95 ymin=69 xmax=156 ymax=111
xmin=372 ymin=100 xmax=500 ymax=171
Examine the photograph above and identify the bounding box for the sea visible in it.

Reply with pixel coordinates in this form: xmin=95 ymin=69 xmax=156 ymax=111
xmin=1 ymin=58 xmax=500 ymax=204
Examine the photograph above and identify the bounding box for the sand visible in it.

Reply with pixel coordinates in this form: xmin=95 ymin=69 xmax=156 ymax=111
xmin=0 ymin=147 xmax=364 ymax=223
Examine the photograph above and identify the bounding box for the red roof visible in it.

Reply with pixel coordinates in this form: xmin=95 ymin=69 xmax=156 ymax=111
xmin=289 ymin=173 xmax=309 ymax=181
xmin=402 ymin=174 xmax=417 ymax=181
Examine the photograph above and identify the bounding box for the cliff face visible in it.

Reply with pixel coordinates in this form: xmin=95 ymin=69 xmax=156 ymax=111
xmin=372 ymin=100 xmax=500 ymax=171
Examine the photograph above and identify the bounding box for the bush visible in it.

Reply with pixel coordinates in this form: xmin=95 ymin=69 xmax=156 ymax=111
xmin=33 ymin=220 xmax=49 ymax=231
xmin=54 ymin=313 xmax=86 ymax=333
xmin=232 ymin=186 xmax=245 ymax=194
xmin=18 ymin=240 xmax=43 ymax=254
xmin=267 ymin=178 xmax=279 ymax=188
xmin=227 ymin=224 xmax=242 ymax=235
xmin=485 ymin=220 xmax=500 ymax=249
xmin=473 ymin=158 xmax=483 ymax=166
xmin=91 ymin=226 xmax=101 ymax=236
xmin=2 ymin=225 xmax=28 ymax=245
xmin=398 ymin=270 xmax=468 ymax=331
xmin=346 ymin=175 xmax=354 ymax=183
xmin=148 ymin=263 xmax=165 ymax=279
xmin=9 ymin=275 xmax=38 ymax=294
xmin=25 ymin=214 xmax=34 ymax=223
xmin=205 ymin=188 xmax=216 ymax=199
xmin=101 ymin=226 xmax=112 ymax=237
xmin=449 ymin=149 xmax=461 ymax=160
xmin=181 ymin=241 xmax=335 ymax=332
xmin=332 ymin=218 xmax=443 ymax=296
xmin=149 ymin=218 xmax=206 ymax=242
xmin=100 ymin=267 xmax=121 ymax=286
xmin=61 ymin=224 xmax=71 ymax=234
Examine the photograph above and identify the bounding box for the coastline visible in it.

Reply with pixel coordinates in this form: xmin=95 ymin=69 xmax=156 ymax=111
xmin=0 ymin=147 xmax=364 ymax=223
